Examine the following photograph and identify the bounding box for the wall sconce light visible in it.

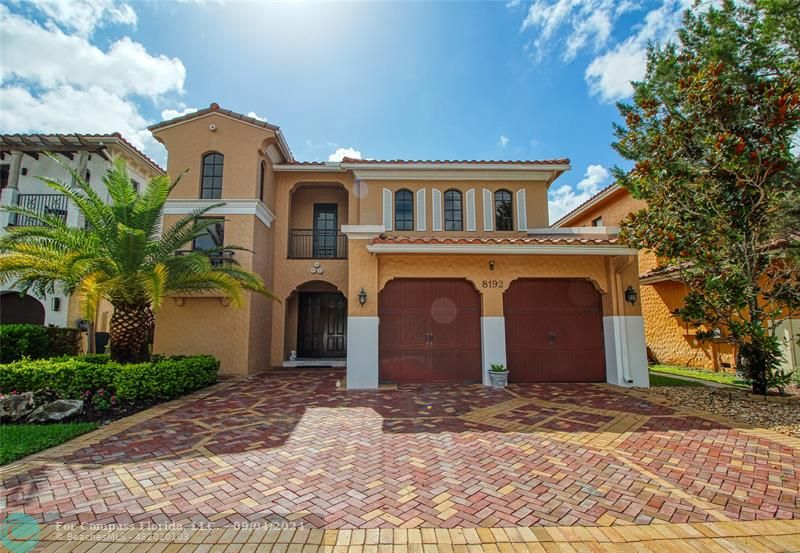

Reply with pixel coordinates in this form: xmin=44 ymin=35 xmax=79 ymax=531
xmin=624 ymin=285 xmax=638 ymax=305
xmin=358 ymin=288 xmax=367 ymax=306
xmin=489 ymin=260 xmax=495 ymax=271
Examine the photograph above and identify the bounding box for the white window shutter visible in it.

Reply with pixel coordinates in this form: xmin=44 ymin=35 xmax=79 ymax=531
xmin=483 ymin=189 xmax=493 ymax=231
xmin=416 ymin=188 xmax=426 ymax=231
xmin=383 ymin=188 xmax=393 ymax=231
xmin=432 ymin=188 xmax=442 ymax=231
xmin=516 ymin=189 xmax=527 ymax=231
xmin=466 ymin=188 xmax=476 ymax=231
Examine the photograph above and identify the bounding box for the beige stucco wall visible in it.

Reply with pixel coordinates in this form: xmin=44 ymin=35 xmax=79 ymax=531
xmin=565 ymin=187 xmax=647 ymax=228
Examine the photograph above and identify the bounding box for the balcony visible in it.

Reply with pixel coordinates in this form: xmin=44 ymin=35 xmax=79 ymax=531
xmin=12 ymin=194 xmax=68 ymax=227
xmin=288 ymin=229 xmax=348 ymax=259
xmin=176 ymin=249 xmax=236 ymax=267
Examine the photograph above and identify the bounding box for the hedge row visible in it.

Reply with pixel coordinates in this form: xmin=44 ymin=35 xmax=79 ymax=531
xmin=0 ymin=324 xmax=82 ymax=362
xmin=0 ymin=354 xmax=219 ymax=403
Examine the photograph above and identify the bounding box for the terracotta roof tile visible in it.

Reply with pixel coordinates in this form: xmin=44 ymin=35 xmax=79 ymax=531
xmin=372 ymin=234 xmax=620 ymax=246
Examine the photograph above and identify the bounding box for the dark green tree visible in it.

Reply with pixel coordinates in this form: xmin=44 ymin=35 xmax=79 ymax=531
xmin=613 ymin=0 xmax=800 ymax=394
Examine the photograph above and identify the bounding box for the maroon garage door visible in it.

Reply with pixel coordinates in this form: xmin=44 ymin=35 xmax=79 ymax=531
xmin=379 ymin=279 xmax=481 ymax=383
xmin=504 ymin=279 xmax=605 ymax=382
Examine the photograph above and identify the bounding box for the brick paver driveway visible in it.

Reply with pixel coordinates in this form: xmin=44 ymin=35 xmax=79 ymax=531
xmin=2 ymin=370 xmax=799 ymax=538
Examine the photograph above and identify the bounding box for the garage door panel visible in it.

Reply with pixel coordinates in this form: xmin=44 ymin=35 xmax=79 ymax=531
xmin=379 ymin=279 xmax=482 ymax=383
xmin=504 ymin=279 xmax=605 ymax=382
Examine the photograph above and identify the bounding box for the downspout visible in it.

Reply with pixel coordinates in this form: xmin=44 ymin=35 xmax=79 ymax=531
xmin=612 ymin=255 xmax=636 ymax=384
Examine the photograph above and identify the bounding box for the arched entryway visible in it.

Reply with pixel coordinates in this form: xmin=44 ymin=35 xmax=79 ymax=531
xmin=504 ymin=278 xmax=605 ymax=382
xmin=0 ymin=292 xmax=46 ymax=325
xmin=379 ymin=278 xmax=482 ymax=383
xmin=286 ymin=281 xmax=347 ymax=359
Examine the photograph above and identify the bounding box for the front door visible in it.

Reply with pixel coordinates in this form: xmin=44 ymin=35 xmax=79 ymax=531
xmin=298 ymin=292 xmax=347 ymax=357
xmin=313 ymin=204 xmax=338 ymax=258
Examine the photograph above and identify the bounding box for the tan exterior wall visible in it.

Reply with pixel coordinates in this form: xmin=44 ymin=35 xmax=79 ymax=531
xmin=354 ymin=179 xmax=550 ymax=231
xmin=566 ymin=187 xmax=647 ymax=228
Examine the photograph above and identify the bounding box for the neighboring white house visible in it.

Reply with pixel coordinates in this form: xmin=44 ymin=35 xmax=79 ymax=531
xmin=0 ymin=134 xmax=164 ymax=330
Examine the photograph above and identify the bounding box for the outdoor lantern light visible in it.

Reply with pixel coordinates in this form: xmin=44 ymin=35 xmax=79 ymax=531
xmin=358 ymin=288 xmax=367 ymax=306
xmin=489 ymin=260 xmax=495 ymax=271
xmin=624 ymin=285 xmax=638 ymax=305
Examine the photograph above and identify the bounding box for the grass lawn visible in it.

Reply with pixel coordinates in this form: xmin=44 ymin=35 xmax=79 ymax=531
xmin=0 ymin=422 xmax=98 ymax=465
xmin=649 ymin=372 xmax=705 ymax=387
xmin=650 ymin=364 xmax=749 ymax=387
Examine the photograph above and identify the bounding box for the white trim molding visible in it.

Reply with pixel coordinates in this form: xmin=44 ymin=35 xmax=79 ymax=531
xmin=340 ymin=225 xmax=385 ymax=240
xmin=528 ymin=226 xmax=620 ymax=235
xmin=481 ymin=317 xmax=507 ymax=386
xmin=603 ymin=316 xmax=649 ymax=387
xmin=383 ymin=188 xmax=393 ymax=231
xmin=431 ymin=188 xmax=443 ymax=231
xmin=482 ymin=189 xmax=493 ymax=231
xmin=367 ymin=243 xmax=639 ymax=255
xmin=416 ymin=188 xmax=426 ymax=231
xmin=516 ymin=189 xmax=527 ymax=231
xmin=465 ymin=188 xmax=476 ymax=231
xmin=163 ymin=199 xmax=275 ymax=227
xmin=346 ymin=317 xmax=380 ymax=389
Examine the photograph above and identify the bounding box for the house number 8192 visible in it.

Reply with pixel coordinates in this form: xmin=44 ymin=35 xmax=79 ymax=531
xmin=482 ymin=280 xmax=504 ymax=288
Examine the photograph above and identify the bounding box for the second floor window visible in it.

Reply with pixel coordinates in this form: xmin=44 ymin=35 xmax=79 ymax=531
xmin=495 ymin=189 xmax=513 ymax=231
xmin=201 ymin=152 xmax=224 ymax=199
xmin=259 ymin=161 xmax=266 ymax=202
xmin=592 ymin=216 xmax=603 ymax=227
xmin=395 ymin=189 xmax=413 ymax=231
xmin=193 ymin=217 xmax=224 ymax=251
xmin=444 ymin=189 xmax=463 ymax=231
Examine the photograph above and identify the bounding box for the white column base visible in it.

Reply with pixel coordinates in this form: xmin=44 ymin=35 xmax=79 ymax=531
xmin=346 ymin=316 xmax=379 ymax=389
xmin=603 ymin=315 xmax=649 ymax=387
xmin=481 ymin=317 xmax=507 ymax=385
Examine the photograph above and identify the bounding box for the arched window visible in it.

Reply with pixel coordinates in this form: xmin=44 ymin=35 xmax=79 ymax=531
xmin=495 ymin=189 xmax=513 ymax=231
xmin=200 ymin=152 xmax=224 ymax=199
xmin=259 ymin=161 xmax=266 ymax=202
xmin=395 ymin=189 xmax=413 ymax=231
xmin=444 ymin=189 xmax=463 ymax=231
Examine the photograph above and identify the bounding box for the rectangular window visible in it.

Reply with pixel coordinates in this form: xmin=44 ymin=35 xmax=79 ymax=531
xmin=0 ymin=165 xmax=9 ymax=190
xmin=591 ymin=216 xmax=603 ymax=227
xmin=193 ymin=218 xmax=225 ymax=251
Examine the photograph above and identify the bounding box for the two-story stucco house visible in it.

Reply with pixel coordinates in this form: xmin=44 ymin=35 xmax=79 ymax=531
xmin=0 ymin=133 xmax=164 ymax=334
xmin=150 ymin=104 xmax=649 ymax=389
xmin=553 ymin=183 xmax=800 ymax=375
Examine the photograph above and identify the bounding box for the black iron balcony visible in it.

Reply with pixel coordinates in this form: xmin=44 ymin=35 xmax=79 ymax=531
xmin=288 ymin=229 xmax=347 ymax=259
xmin=12 ymin=194 xmax=68 ymax=226
xmin=176 ymin=249 xmax=236 ymax=267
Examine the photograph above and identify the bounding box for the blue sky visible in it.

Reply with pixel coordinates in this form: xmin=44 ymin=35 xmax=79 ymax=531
xmin=0 ymin=0 xmax=689 ymax=222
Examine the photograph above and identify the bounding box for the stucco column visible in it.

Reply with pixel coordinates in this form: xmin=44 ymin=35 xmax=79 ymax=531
xmin=0 ymin=151 xmax=23 ymax=229
xmin=342 ymin=225 xmax=383 ymax=389
xmin=480 ymin=287 xmax=507 ymax=386
xmin=603 ymin=254 xmax=649 ymax=387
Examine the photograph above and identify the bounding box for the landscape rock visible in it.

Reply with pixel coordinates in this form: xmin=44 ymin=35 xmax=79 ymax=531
xmin=0 ymin=392 xmax=35 ymax=422
xmin=26 ymin=399 xmax=84 ymax=423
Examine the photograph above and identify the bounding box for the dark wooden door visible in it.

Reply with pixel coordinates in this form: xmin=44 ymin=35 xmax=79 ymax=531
xmin=0 ymin=293 xmax=45 ymax=325
xmin=298 ymin=292 xmax=346 ymax=357
xmin=379 ymin=279 xmax=481 ymax=383
xmin=313 ymin=204 xmax=337 ymax=259
xmin=504 ymin=279 xmax=605 ymax=382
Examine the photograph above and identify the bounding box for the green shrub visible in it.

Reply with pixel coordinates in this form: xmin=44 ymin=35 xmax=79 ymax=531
xmin=0 ymin=354 xmax=218 ymax=403
xmin=46 ymin=327 xmax=83 ymax=357
xmin=0 ymin=324 xmax=51 ymax=362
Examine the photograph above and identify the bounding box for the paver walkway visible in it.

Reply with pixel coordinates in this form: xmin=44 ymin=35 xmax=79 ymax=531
xmin=2 ymin=370 xmax=799 ymax=551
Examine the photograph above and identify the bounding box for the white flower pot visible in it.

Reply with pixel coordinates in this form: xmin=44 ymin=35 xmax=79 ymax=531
xmin=489 ymin=371 xmax=508 ymax=388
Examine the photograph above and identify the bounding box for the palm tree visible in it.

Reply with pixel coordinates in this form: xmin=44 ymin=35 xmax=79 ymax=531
xmin=0 ymin=156 xmax=276 ymax=363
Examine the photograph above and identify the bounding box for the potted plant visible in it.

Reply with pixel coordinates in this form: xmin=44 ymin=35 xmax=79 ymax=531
xmin=489 ymin=364 xmax=509 ymax=388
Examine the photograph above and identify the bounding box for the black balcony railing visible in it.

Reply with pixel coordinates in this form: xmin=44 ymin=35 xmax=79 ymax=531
xmin=288 ymin=229 xmax=348 ymax=259
xmin=176 ymin=249 xmax=236 ymax=267
xmin=13 ymin=194 xmax=69 ymax=226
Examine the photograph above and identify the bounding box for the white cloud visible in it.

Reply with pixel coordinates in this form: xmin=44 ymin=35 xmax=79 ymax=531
xmin=585 ymin=0 xmax=687 ymax=102
xmin=0 ymin=6 xmax=184 ymax=99
xmin=548 ymin=164 xmax=610 ymax=223
xmin=328 ymin=147 xmax=362 ymax=162
xmin=17 ymin=0 xmax=137 ymax=36
xmin=499 ymin=135 xmax=511 ymax=147
xmin=246 ymin=111 xmax=267 ymax=122
xmin=517 ymin=0 xmax=690 ymax=101
xmin=161 ymin=106 xmax=198 ymax=121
